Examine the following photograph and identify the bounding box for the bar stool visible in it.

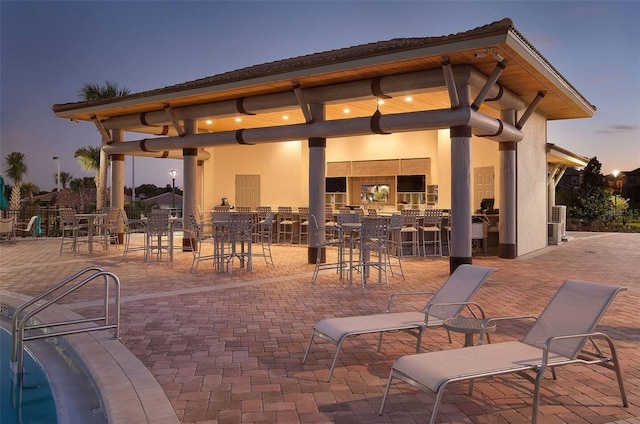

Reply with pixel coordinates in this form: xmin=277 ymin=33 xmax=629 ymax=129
xmin=277 ymin=206 xmax=297 ymax=243
xmin=253 ymin=211 xmax=275 ymax=267
xmin=420 ymin=209 xmax=443 ymax=257
xmin=400 ymin=209 xmax=420 ymax=257
xmin=310 ymin=215 xmax=345 ymax=284
xmin=298 ymin=207 xmax=310 ymax=244
xmin=358 ymin=217 xmax=389 ymax=288
xmin=386 ymin=214 xmax=405 ymax=279
xmin=145 ymin=209 xmax=171 ymax=262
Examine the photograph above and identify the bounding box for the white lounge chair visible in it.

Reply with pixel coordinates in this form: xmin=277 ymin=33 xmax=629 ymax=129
xmin=379 ymin=279 xmax=628 ymax=424
xmin=303 ymin=264 xmax=497 ymax=381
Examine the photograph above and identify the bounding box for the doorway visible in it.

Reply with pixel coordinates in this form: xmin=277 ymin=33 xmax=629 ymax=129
xmin=474 ymin=166 xmax=494 ymax=212
xmin=235 ymin=175 xmax=260 ymax=210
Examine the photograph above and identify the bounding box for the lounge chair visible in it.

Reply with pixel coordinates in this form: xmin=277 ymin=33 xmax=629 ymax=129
xmin=379 ymin=279 xmax=628 ymax=424
xmin=303 ymin=264 xmax=497 ymax=381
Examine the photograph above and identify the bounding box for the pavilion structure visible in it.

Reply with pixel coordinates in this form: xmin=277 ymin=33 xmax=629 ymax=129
xmin=52 ymin=18 xmax=595 ymax=271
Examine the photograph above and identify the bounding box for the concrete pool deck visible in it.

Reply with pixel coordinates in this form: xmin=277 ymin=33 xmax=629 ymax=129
xmin=1 ymin=232 xmax=638 ymax=423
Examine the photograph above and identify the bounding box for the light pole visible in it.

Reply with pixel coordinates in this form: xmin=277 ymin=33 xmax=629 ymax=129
xmin=53 ymin=157 xmax=61 ymax=192
xmin=169 ymin=169 xmax=177 ymax=211
xmin=612 ymin=170 xmax=620 ymax=217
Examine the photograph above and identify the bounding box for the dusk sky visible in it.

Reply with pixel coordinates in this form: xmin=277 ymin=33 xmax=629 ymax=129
xmin=1 ymin=1 xmax=639 ymax=192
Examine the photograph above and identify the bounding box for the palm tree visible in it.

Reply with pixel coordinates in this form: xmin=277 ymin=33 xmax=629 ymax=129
xmin=21 ymin=182 xmax=40 ymax=204
xmin=78 ymin=80 xmax=131 ymax=101
xmin=4 ymin=152 xmax=27 ymax=210
xmin=56 ymin=171 xmax=73 ymax=190
xmin=70 ymin=177 xmax=86 ymax=210
xmin=77 ymin=81 xmax=131 ymax=211
xmin=74 ymin=146 xmax=104 ymax=209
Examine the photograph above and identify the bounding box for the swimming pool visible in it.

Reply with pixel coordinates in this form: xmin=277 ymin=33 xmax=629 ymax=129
xmin=1 ymin=327 xmax=57 ymax=424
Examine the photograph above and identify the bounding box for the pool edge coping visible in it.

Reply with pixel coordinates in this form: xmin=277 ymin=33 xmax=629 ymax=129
xmin=1 ymin=291 xmax=179 ymax=424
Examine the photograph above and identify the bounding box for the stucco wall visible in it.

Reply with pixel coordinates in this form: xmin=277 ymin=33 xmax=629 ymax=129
xmin=516 ymin=111 xmax=548 ymax=256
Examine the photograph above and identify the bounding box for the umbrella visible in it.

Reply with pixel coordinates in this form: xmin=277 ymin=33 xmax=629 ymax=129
xmin=0 ymin=176 xmax=9 ymax=211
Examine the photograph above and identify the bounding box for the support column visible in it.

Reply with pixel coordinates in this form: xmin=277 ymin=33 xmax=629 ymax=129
xmin=449 ymin=125 xmax=473 ymax=273
xmin=308 ymin=103 xmax=326 ymax=264
xmin=111 ymin=129 xmax=125 ymax=243
xmin=183 ymin=119 xmax=198 ymax=251
xmin=499 ymin=110 xmax=517 ymax=258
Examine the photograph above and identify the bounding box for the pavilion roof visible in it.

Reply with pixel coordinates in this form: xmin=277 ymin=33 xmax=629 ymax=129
xmin=52 ymin=18 xmax=595 ymax=123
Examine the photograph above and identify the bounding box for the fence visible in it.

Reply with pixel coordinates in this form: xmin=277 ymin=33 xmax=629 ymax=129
xmin=1 ymin=207 xmax=60 ymax=237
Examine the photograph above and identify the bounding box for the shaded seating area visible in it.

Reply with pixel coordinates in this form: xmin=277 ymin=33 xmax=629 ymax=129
xmin=303 ymin=264 xmax=496 ymax=381
xmin=379 ymin=279 xmax=628 ymax=424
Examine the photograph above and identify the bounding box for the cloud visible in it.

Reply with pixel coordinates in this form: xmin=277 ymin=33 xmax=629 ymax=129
xmin=596 ymin=124 xmax=640 ymax=134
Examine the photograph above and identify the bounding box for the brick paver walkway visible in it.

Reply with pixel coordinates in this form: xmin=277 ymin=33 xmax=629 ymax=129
xmin=1 ymin=232 xmax=638 ymax=423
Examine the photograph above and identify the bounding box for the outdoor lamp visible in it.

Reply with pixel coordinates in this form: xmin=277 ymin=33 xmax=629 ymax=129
xmin=53 ymin=156 xmax=61 ymax=192
xmin=169 ymin=169 xmax=177 ymax=209
xmin=612 ymin=170 xmax=620 ymax=215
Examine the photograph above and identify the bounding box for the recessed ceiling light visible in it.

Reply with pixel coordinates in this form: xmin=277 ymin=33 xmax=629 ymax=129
xmin=235 ymin=117 xmax=242 ymax=123
xmin=377 ymin=100 xmax=385 ymax=105
xmin=343 ymin=108 xmax=350 ymax=114
xmin=405 ymin=96 xmax=413 ymax=102
xmin=205 ymin=120 xmax=212 ymax=125
xmin=282 ymin=115 xmax=289 ymax=120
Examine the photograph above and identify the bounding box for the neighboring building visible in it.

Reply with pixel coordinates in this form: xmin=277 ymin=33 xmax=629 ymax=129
xmin=557 ymin=167 xmax=582 ymax=193
xmin=141 ymin=192 xmax=183 ymax=210
xmin=606 ymin=168 xmax=640 ymax=206
xmin=52 ymin=18 xmax=597 ymax=267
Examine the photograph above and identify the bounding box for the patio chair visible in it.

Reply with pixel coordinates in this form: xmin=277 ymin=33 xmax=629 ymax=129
xmin=120 ymin=210 xmax=147 ymax=262
xmin=303 ymin=264 xmax=496 ymax=381
xmin=379 ymin=279 xmax=628 ymax=424
xmin=0 ymin=217 xmax=16 ymax=242
xmin=189 ymin=213 xmax=216 ymax=274
xmin=15 ymin=215 xmax=40 ymax=239
xmin=310 ymin=215 xmax=346 ymax=284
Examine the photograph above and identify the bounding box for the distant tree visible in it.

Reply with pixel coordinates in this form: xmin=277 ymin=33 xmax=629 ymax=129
xmin=574 ymin=157 xmax=611 ymax=222
xmin=4 ymin=151 xmax=27 ymax=210
xmin=20 ymin=182 xmax=40 ymax=202
xmin=74 ymin=146 xmax=105 ymax=210
xmin=135 ymin=183 xmax=163 ymax=199
xmin=78 ymin=80 xmax=131 ymax=101
xmin=55 ymin=171 xmax=73 ymax=190
xmin=70 ymin=177 xmax=87 ymax=210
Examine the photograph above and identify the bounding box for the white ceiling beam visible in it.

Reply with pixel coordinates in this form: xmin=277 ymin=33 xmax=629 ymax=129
xmin=104 ymin=106 xmax=522 ymax=155
xmin=100 ymin=66 xmax=526 ymax=131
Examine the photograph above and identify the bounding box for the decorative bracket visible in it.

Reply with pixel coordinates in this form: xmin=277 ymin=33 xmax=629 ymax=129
xmin=163 ymin=104 xmax=186 ymax=136
xmin=471 ymin=59 xmax=507 ymax=111
xmin=517 ymin=91 xmax=546 ymax=129
xmin=90 ymin=115 xmax=112 ymax=143
xmin=441 ymin=56 xmax=460 ymax=109
xmin=292 ymin=81 xmax=313 ymax=123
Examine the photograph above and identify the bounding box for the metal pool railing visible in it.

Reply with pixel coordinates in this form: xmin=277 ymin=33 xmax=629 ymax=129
xmin=10 ymin=266 xmax=121 ymax=375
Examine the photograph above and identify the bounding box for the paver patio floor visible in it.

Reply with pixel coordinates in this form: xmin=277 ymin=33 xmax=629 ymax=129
xmin=1 ymin=232 xmax=638 ymax=423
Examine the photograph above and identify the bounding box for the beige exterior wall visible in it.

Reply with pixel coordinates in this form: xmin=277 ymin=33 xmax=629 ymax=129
xmin=199 ymin=119 xmax=549 ymax=258
xmin=516 ymin=111 xmax=548 ymax=256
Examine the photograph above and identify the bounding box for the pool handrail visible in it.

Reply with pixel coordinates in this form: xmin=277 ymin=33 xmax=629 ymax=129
xmin=10 ymin=266 xmax=121 ymax=375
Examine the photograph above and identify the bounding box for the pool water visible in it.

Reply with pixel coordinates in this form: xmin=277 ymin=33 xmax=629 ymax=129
xmin=0 ymin=327 xmax=58 ymax=424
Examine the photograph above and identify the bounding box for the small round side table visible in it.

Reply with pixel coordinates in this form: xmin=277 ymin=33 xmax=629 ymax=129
xmin=443 ymin=316 xmax=496 ymax=347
